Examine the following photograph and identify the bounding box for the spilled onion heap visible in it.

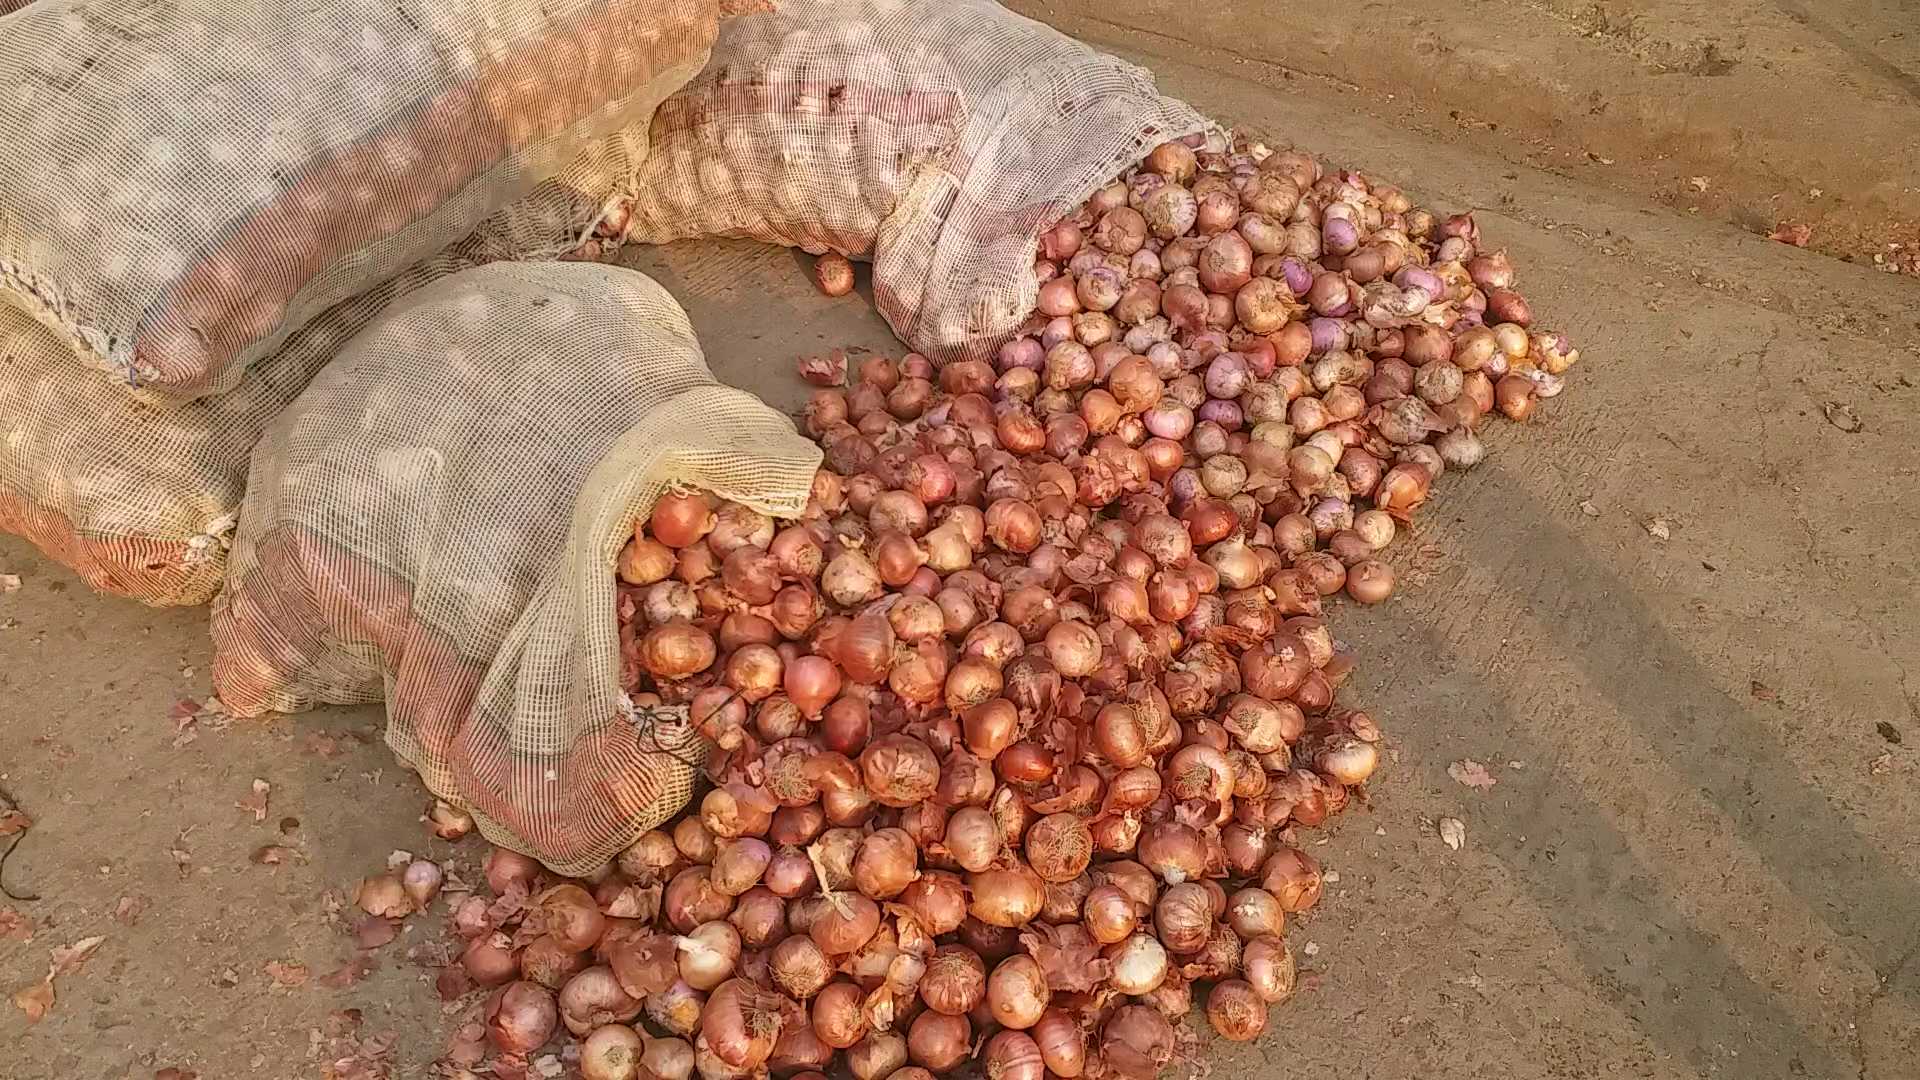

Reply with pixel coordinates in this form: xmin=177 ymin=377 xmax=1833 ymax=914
xmin=425 ymin=135 xmax=1574 ymax=1080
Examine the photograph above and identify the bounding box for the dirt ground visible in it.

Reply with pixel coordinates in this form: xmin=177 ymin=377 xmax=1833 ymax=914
xmin=4 ymin=3 xmax=1919 ymax=1079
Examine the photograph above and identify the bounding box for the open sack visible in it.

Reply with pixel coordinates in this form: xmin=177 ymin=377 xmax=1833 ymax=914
xmin=0 ymin=0 xmax=718 ymax=402
xmin=210 ymin=261 xmax=821 ymax=873
xmin=622 ymin=0 xmax=1210 ymax=363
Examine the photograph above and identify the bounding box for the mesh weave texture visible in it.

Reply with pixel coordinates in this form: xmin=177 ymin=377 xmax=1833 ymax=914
xmin=2 ymin=241 xmax=483 ymax=605
xmin=623 ymin=0 xmax=1207 ymax=362
xmin=0 ymin=0 xmax=717 ymax=402
xmin=211 ymin=261 xmax=822 ymax=873
xmin=0 ymin=5 xmax=714 ymax=606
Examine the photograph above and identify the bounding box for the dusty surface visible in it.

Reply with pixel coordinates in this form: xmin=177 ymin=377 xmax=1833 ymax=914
xmin=1010 ymin=0 xmax=1920 ymax=273
xmin=4 ymin=3 xmax=1920 ymax=1079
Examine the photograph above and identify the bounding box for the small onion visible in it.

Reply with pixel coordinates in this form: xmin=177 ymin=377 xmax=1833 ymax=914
xmin=1205 ymin=980 xmax=1269 ymax=1042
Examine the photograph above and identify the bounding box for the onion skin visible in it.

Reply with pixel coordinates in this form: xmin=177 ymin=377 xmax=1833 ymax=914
xmin=488 ymin=981 xmax=559 ymax=1055
xmin=576 ymin=145 xmax=1555 ymax=1075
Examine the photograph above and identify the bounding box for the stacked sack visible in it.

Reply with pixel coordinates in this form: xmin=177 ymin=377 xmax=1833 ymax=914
xmin=210 ymin=261 xmax=823 ymax=874
xmin=0 ymin=0 xmax=722 ymax=604
xmin=619 ymin=0 xmax=1212 ymax=362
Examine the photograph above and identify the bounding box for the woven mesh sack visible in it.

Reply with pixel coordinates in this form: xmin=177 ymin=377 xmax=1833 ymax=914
xmin=623 ymin=0 xmax=1208 ymax=363
xmin=0 ymin=243 xmax=487 ymax=605
xmin=210 ymin=261 xmax=821 ymax=872
xmin=0 ymin=0 xmax=717 ymax=402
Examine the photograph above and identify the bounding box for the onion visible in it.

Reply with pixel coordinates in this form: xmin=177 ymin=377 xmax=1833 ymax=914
xmin=853 ymin=828 xmax=919 ymax=900
xmin=812 ymin=981 xmax=869 ymax=1049
xmin=641 ymin=621 xmax=716 ymax=679
xmin=702 ymin=782 xmax=774 ymax=841
xmin=783 ymin=655 xmax=842 ymax=719
xmin=673 ymin=820 xmax=717 ymax=864
xmin=986 ymin=498 xmax=1043 ymax=553
xmin=986 ymin=954 xmax=1050 ymax=1029
xmin=1203 ymin=979 xmax=1269 ymax=1042
xmin=823 ymin=550 xmax=885 ymax=607
xmin=729 ymin=888 xmax=788 ymax=946
xmin=1100 ymin=1005 xmax=1174 ymax=1080
xmin=861 ymin=735 xmax=940 ymax=807
xmin=356 ymin=872 xmax=411 ymax=918
xmin=769 ymin=935 xmax=833 ymax=1000
xmin=921 ymin=944 xmax=988 ymax=1015
xmin=1041 ymin=619 xmax=1102 ymax=678
xmin=944 ymin=806 xmax=1002 ymax=872
xmin=488 ymin=981 xmax=559 ymax=1055
xmin=1024 ymin=813 xmax=1093 ymax=882
xmin=1315 ymin=735 xmax=1380 ymax=785
xmin=702 ymin=978 xmax=787 ymax=1069
xmin=534 ymin=885 xmax=608 ymax=951
xmin=848 ymin=1031 xmax=909 ymax=1080
xmin=1261 ymin=847 xmax=1323 ymax=911
xmin=943 ymin=655 xmax=1004 ymax=713
xmin=907 ymin=1010 xmax=971 ymax=1071
xmin=1106 ymin=933 xmax=1169 ymax=995
xmin=810 ymin=893 xmax=882 ymax=955
xmin=984 ymin=1030 xmax=1047 ymax=1080
xmin=900 ymin=873 xmax=969 ymax=937
xmin=1152 ymin=882 xmax=1214 ymax=954
xmin=1137 ymin=822 xmax=1206 ymax=884
xmin=954 ymin=696 xmax=1016 ymax=759
xmin=1033 ymin=1009 xmax=1086 ymax=1078
xmin=462 ymin=934 xmax=521 ymax=988
xmin=618 ymin=535 xmax=677 ymax=587
xmin=1227 ymin=887 xmax=1286 ymax=941
xmin=645 ymin=980 xmax=706 ymax=1038
xmin=560 ymin=967 xmax=644 ymax=1036
xmin=674 ymin=921 xmax=741 ymax=991
xmin=968 ymin=866 xmax=1046 ymax=927
xmin=580 ymin=1024 xmax=645 ymax=1080
xmin=1345 ymin=559 xmax=1394 ymax=604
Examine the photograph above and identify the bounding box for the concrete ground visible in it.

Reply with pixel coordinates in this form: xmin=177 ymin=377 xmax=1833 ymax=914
xmin=4 ymin=3 xmax=1918 ymax=1078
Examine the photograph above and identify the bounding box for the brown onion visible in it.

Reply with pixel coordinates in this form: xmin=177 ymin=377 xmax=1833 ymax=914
xmin=1084 ymin=884 xmax=1143 ymax=944
xmin=1100 ymin=1005 xmax=1174 ymax=1080
xmin=488 ymin=981 xmax=559 ymax=1055
xmin=809 ymin=893 xmax=882 ymax=956
xmin=1024 ymin=813 xmax=1094 ymax=882
xmin=641 ymin=621 xmax=716 ymax=679
xmin=921 ymin=944 xmax=988 ymax=1015
xmin=560 ymin=967 xmax=643 ymax=1036
xmin=1032 ymin=1009 xmax=1087 ymax=1078
xmin=769 ymin=935 xmax=833 ymax=1000
xmin=907 ymin=1010 xmax=971 ymax=1071
xmin=1261 ymin=847 xmax=1323 ymax=911
xmin=900 ymin=873 xmax=969 ymax=936
xmin=860 ymin=734 xmax=940 ymax=807
xmin=1242 ymin=935 xmax=1296 ymax=1004
xmin=580 ymin=1024 xmax=645 ymax=1080
xmin=987 ymin=954 xmax=1051 ymax=1030
xmin=944 ymin=807 xmax=1002 ymax=873
xmin=848 ymin=1031 xmax=909 ymax=1080
xmin=853 ymin=828 xmax=919 ymax=900
xmin=969 ymin=867 xmax=1046 ymax=927
xmin=702 ymin=978 xmax=786 ymax=1069
xmin=1205 ymin=979 xmax=1269 ymax=1042
xmin=1137 ymin=822 xmax=1206 ymax=884
xmin=812 ymin=981 xmax=869 ymax=1049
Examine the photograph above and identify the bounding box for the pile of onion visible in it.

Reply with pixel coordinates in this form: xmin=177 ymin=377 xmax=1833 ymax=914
xmin=417 ymin=128 xmax=1580 ymax=1079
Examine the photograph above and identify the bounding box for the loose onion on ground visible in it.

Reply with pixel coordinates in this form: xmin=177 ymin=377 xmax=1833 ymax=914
xmin=402 ymin=125 xmax=1583 ymax=1079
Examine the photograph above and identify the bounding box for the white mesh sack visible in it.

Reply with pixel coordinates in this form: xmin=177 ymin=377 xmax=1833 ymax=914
xmin=0 ymin=241 xmax=492 ymax=606
xmin=210 ymin=261 xmax=821 ymax=873
xmin=0 ymin=0 xmax=718 ymax=402
xmin=623 ymin=0 xmax=1209 ymax=363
